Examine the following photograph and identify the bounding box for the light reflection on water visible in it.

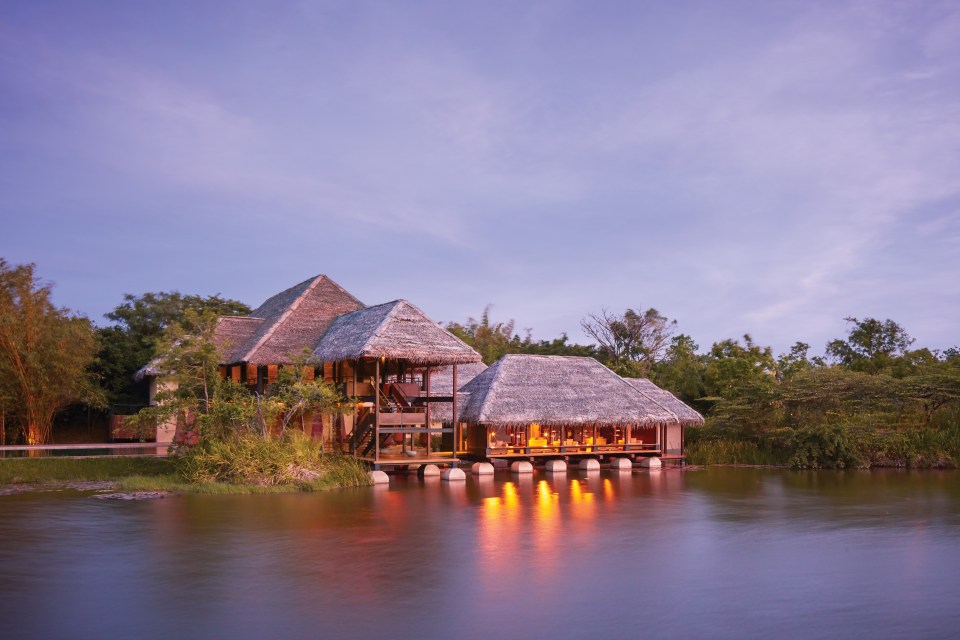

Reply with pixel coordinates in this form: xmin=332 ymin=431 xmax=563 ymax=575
xmin=1 ymin=468 xmax=959 ymax=640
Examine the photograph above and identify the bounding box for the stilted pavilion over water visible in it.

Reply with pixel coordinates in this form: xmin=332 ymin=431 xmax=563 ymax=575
xmin=136 ymin=275 xmax=701 ymax=469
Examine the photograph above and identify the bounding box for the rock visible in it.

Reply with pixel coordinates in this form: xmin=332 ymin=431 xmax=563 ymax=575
xmin=92 ymin=491 xmax=170 ymax=500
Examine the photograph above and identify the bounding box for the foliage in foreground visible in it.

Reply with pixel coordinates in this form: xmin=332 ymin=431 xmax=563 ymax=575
xmin=174 ymin=431 xmax=370 ymax=489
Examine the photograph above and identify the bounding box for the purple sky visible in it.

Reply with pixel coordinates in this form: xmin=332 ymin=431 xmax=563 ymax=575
xmin=2 ymin=1 xmax=958 ymax=357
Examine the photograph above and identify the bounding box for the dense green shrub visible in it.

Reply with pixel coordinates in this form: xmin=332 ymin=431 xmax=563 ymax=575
xmin=782 ymin=425 xmax=865 ymax=469
xmin=175 ymin=431 xmax=369 ymax=488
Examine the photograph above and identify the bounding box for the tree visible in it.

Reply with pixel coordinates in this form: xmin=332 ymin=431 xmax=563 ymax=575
xmin=95 ymin=291 xmax=251 ymax=405
xmin=652 ymin=334 xmax=706 ymax=402
xmin=580 ymin=307 xmax=677 ymax=376
xmin=0 ymin=260 xmax=103 ymax=444
xmin=776 ymin=342 xmax=825 ymax=380
xmin=446 ymin=306 xmax=520 ymax=365
xmin=448 ymin=306 xmax=599 ymax=364
xmin=701 ymin=335 xmax=779 ymax=433
xmin=825 ymin=317 xmax=914 ymax=375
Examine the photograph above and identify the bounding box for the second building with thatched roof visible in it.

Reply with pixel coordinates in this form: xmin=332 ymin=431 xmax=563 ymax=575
xmin=456 ymin=354 xmax=702 ymax=463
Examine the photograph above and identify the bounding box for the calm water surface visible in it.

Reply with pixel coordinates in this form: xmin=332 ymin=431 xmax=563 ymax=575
xmin=1 ymin=468 xmax=958 ymax=640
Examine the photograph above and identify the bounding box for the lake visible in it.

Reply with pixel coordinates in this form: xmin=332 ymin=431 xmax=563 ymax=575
xmin=1 ymin=467 xmax=958 ymax=640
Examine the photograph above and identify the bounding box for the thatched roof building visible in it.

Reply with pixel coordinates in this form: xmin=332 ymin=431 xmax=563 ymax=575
xmin=458 ymin=355 xmax=679 ymax=427
xmin=622 ymin=378 xmax=705 ymax=426
xmin=219 ymin=275 xmax=364 ymax=365
xmin=312 ymin=300 xmax=482 ymax=366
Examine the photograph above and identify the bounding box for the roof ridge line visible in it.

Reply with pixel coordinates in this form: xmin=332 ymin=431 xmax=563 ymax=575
xmin=360 ymin=300 xmax=406 ymax=354
xmin=241 ymin=275 xmax=325 ymax=363
xmin=624 ymin=377 xmax=680 ymax=424
xmin=476 ymin=357 xmax=506 ymax=423
xmin=324 ymin=274 xmax=365 ymax=307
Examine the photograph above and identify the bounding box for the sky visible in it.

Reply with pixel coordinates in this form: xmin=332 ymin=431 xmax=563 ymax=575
xmin=2 ymin=0 xmax=958 ymax=357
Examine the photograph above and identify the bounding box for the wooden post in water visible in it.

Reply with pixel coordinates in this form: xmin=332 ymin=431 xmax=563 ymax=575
xmin=452 ymin=364 xmax=458 ymax=457
xmin=424 ymin=365 xmax=431 ymax=459
xmin=374 ymin=358 xmax=380 ymax=463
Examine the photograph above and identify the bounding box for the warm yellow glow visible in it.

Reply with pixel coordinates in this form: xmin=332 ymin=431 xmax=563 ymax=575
xmin=570 ymin=478 xmax=583 ymax=501
xmin=603 ymin=478 xmax=614 ymax=502
xmin=569 ymin=478 xmax=596 ymax=523
xmin=503 ymin=481 xmax=519 ymax=510
xmin=536 ymin=480 xmax=558 ymax=512
xmin=533 ymin=480 xmax=560 ymax=562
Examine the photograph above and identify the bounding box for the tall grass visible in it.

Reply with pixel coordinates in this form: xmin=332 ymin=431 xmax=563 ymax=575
xmin=685 ymin=439 xmax=782 ymax=466
xmin=175 ymin=431 xmax=371 ymax=489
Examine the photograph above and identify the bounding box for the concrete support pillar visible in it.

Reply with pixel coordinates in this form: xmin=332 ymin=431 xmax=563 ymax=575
xmin=510 ymin=460 xmax=534 ymax=474
xmin=471 ymin=462 xmax=494 ymax=475
xmin=441 ymin=467 xmax=466 ymax=481
xmin=418 ymin=464 xmax=441 ymax=478
xmin=544 ymin=459 xmax=567 ymax=473
xmin=578 ymin=458 xmax=600 ymax=472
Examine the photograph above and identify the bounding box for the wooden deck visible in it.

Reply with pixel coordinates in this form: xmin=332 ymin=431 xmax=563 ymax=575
xmin=462 ymin=444 xmax=663 ymax=460
xmin=359 ymin=449 xmax=460 ymax=470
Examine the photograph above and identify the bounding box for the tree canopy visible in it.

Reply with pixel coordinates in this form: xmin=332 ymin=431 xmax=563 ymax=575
xmin=825 ymin=317 xmax=914 ymax=375
xmin=0 ymin=259 xmax=103 ymax=444
xmin=580 ymin=307 xmax=676 ymax=377
xmin=95 ymin=291 xmax=251 ymax=405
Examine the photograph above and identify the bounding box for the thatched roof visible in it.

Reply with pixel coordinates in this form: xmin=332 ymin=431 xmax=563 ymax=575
xmin=427 ymin=362 xmax=488 ymax=422
xmin=429 ymin=362 xmax=488 ymax=395
xmin=458 ymin=354 xmax=680 ymax=427
xmin=215 ymin=316 xmax=265 ymax=362
xmin=226 ymin=275 xmax=364 ymax=365
xmin=312 ymin=300 xmax=483 ymax=366
xmin=622 ymin=378 xmax=705 ymax=426
xmin=133 ymin=361 xmax=160 ymax=381
xmin=135 ymin=316 xmax=263 ymax=381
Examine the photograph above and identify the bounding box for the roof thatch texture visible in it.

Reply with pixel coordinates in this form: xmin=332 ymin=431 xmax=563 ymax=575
xmin=427 ymin=362 xmax=488 ymax=422
xmin=136 ymin=316 xmax=264 ymax=381
xmin=312 ymin=300 xmax=483 ymax=366
xmin=458 ymin=354 xmax=679 ymax=427
xmin=622 ymin=378 xmax=705 ymax=426
xmin=215 ymin=316 xmax=265 ymax=362
xmin=228 ymin=275 xmax=364 ymax=365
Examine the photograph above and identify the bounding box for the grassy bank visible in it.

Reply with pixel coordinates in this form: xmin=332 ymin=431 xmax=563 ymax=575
xmin=0 ymin=456 xmax=175 ymax=484
xmin=1 ymin=451 xmax=372 ymax=494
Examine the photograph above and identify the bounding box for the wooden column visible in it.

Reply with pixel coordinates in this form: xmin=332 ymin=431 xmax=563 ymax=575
xmin=625 ymin=423 xmax=631 ymax=451
xmin=374 ymin=358 xmax=380 ymax=462
xmin=452 ymin=364 xmax=458 ymax=456
xmin=424 ymin=365 xmax=431 ymax=459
